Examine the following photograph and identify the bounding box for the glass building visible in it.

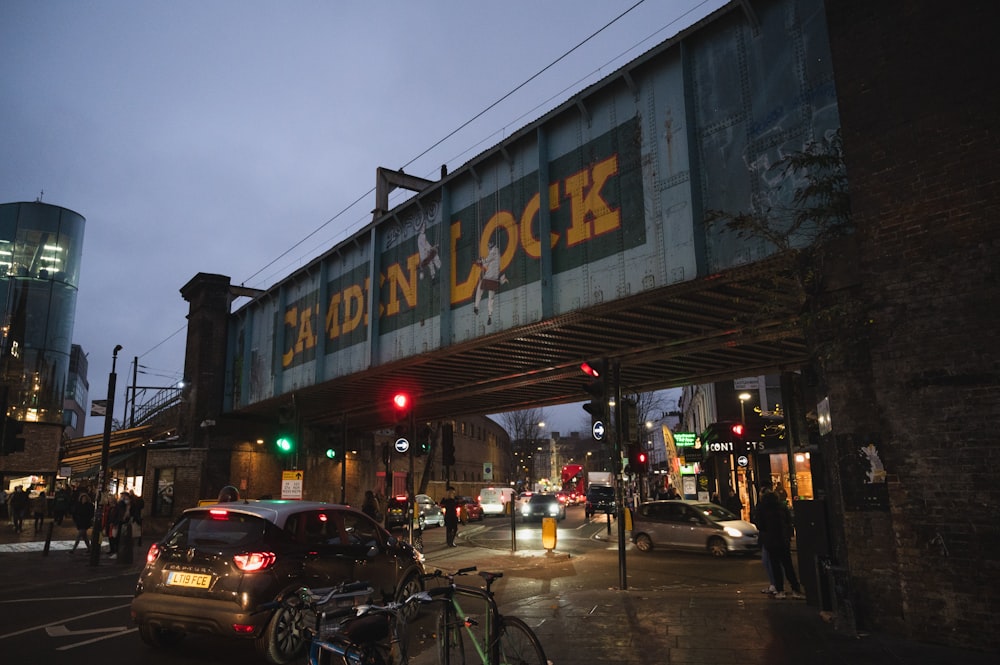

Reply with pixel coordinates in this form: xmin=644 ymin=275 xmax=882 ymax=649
xmin=0 ymin=202 xmax=85 ymax=425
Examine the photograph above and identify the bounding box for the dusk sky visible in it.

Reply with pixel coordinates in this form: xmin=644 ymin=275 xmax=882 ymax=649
xmin=1 ymin=0 xmax=722 ymax=436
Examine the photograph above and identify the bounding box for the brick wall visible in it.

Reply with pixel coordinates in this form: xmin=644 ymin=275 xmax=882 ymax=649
xmin=822 ymin=0 xmax=1000 ymax=649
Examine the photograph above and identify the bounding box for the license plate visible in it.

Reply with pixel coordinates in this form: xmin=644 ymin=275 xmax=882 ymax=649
xmin=166 ymin=571 xmax=212 ymax=588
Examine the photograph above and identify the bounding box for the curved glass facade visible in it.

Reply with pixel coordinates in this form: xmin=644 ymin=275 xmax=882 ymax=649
xmin=0 ymin=202 xmax=85 ymax=424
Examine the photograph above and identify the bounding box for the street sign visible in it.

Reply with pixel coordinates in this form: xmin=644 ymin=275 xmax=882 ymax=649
xmin=737 ymin=455 xmax=749 ymax=467
xmin=394 ymin=437 xmax=409 ymax=453
xmin=483 ymin=462 xmax=493 ymax=480
xmin=281 ymin=470 xmax=303 ymax=500
xmin=592 ymin=420 xmax=606 ymax=441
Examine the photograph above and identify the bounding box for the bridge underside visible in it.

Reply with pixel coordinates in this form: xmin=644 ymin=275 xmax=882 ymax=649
xmin=238 ymin=253 xmax=809 ymax=432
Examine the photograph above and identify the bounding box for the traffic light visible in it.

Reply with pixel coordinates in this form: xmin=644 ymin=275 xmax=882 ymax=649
xmin=391 ymin=391 xmax=411 ymax=439
xmin=275 ymin=432 xmax=295 ymax=453
xmin=275 ymin=404 xmax=296 ymax=454
xmin=415 ymin=425 xmax=431 ymax=456
xmin=324 ymin=446 xmax=337 ymax=459
xmin=441 ymin=423 xmax=455 ymax=466
xmin=580 ymin=359 xmax=609 ymax=426
xmin=620 ymin=398 xmax=637 ymax=442
xmin=626 ymin=443 xmax=648 ymax=473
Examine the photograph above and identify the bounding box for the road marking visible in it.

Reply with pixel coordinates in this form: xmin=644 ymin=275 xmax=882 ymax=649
xmin=0 ymin=602 xmax=131 ymax=640
xmin=47 ymin=625 xmax=129 ymax=637
xmin=54 ymin=626 xmax=138 ymax=650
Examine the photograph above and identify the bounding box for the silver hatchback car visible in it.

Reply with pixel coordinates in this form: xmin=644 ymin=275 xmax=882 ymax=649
xmin=630 ymin=499 xmax=759 ymax=557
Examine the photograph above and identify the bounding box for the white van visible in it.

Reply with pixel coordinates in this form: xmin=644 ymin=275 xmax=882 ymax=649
xmin=478 ymin=487 xmax=515 ymax=516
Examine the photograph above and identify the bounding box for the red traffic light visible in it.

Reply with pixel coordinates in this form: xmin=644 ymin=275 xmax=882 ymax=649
xmin=580 ymin=361 xmax=601 ymax=378
xmin=731 ymin=423 xmax=745 ymax=437
xmin=637 ymin=451 xmax=647 ymax=464
xmin=392 ymin=392 xmax=410 ymax=411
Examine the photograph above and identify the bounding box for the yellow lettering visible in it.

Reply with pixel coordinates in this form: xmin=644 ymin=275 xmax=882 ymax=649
xmin=519 ymin=192 xmax=561 ymax=260
xmin=326 ymin=292 xmax=342 ymax=339
xmin=564 ymin=155 xmax=620 ymax=247
xmin=282 ymin=307 xmax=297 ymax=367
xmin=341 ymin=283 xmax=365 ymax=334
xmin=384 ymin=254 xmax=420 ymax=316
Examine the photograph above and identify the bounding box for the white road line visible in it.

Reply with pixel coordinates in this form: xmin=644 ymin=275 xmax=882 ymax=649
xmin=0 ymin=602 xmax=131 ymax=640
xmin=56 ymin=626 xmax=138 ymax=650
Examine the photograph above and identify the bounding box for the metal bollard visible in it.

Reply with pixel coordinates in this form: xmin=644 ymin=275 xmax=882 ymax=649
xmin=43 ymin=521 xmax=54 ymax=556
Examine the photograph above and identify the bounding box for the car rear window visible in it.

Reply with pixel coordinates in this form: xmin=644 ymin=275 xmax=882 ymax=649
xmin=164 ymin=511 xmax=270 ymax=549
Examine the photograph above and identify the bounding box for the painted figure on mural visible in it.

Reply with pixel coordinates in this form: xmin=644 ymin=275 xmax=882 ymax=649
xmin=473 ymin=238 xmax=508 ymax=325
xmin=416 ymin=218 xmax=440 ymax=281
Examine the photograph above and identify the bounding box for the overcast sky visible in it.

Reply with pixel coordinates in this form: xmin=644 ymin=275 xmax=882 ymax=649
xmin=1 ymin=0 xmax=723 ymax=437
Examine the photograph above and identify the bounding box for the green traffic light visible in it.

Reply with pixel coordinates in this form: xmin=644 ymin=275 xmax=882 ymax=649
xmin=276 ymin=435 xmax=294 ymax=452
xmin=325 ymin=448 xmax=337 ymax=459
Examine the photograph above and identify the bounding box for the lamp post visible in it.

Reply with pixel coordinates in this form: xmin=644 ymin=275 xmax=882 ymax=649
xmin=738 ymin=392 xmax=752 ymax=422
xmin=90 ymin=344 xmax=122 ymax=567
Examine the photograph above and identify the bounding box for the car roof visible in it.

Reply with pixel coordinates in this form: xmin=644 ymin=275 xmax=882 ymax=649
xmin=184 ymin=500 xmax=351 ymax=526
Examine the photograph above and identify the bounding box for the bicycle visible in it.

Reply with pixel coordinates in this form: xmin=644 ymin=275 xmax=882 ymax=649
xmin=274 ymin=579 xmax=431 ymax=665
xmin=423 ymin=566 xmax=548 ymax=665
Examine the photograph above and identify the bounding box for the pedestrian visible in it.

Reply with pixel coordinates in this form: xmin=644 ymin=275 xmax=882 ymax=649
xmin=755 ymin=485 xmax=804 ymax=599
xmin=753 ymin=486 xmax=778 ymax=595
xmin=0 ymin=486 xmax=8 ymax=522
xmin=31 ymin=488 xmax=48 ymax=533
xmin=361 ymin=490 xmax=381 ymax=522
xmin=439 ymin=486 xmax=461 ymax=547
xmin=53 ymin=485 xmax=71 ymax=525
xmin=709 ymin=491 xmax=722 ymax=506
xmin=70 ymin=493 xmax=95 ymax=554
xmin=129 ymin=490 xmax=145 ymax=545
xmin=8 ymin=485 xmax=29 ymax=533
xmin=104 ymin=491 xmax=127 ymax=557
xmin=724 ymin=486 xmax=743 ymax=517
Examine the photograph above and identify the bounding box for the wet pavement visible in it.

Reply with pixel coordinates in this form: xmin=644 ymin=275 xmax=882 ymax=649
xmin=0 ymin=518 xmax=994 ymax=664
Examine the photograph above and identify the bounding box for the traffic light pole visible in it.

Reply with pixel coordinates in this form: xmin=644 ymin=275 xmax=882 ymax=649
xmin=407 ymin=408 xmax=416 ymax=545
xmin=612 ymin=360 xmax=628 ymax=590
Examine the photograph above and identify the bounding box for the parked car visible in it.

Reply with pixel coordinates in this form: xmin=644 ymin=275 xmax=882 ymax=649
xmin=630 ymin=499 xmax=760 ymax=557
xmin=130 ymin=500 xmax=425 ymax=664
xmin=415 ymin=494 xmax=445 ymax=527
xmin=521 ymin=493 xmax=566 ymax=521
xmin=456 ymin=495 xmax=484 ymax=523
xmin=585 ymin=485 xmax=616 ymax=517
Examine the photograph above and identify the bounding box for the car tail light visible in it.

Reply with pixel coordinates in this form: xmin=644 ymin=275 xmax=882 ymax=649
xmin=145 ymin=543 xmax=161 ymax=564
xmin=233 ymin=551 xmax=277 ymax=572
xmin=208 ymin=509 xmax=230 ymax=519
xmin=232 ymin=624 xmax=257 ymax=635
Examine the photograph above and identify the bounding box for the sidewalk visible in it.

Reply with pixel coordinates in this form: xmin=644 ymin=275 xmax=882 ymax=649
xmin=0 ymin=519 xmax=994 ymax=664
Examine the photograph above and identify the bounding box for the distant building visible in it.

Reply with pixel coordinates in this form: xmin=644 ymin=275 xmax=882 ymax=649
xmin=62 ymin=344 xmax=89 ymax=439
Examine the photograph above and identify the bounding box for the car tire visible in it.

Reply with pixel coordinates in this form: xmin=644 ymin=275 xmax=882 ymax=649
xmin=137 ymin=622 xmax=185 ymax=649
xmin=394 ymin=573 xmax=424 ymax=622
xmin=255 ymin=603 xmax=307 ymax=665
xmin=634 ymin=533 xmax=653 ymax=552
xmin=707 ymin=537 xmax=727 ymax=557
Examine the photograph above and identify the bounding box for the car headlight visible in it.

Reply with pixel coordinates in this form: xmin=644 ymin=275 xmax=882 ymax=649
xmin=723 ymin=526 xmax=742 ymax=538
xmin=521 ymin=505 xmax=529 ymax=515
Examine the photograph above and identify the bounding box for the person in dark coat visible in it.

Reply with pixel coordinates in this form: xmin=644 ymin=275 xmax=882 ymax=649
xmin=439 ymin=487 xmax=461 ymax=547
xmin=724 ymin=486 xmax=743 ymax=517
xmin=70 ymin=493 xmax=95 ymax=554
xmin=8 ymin=485 xmax=29 ymax=533
xmin=754 ymin=488 xmax=803 ymax=599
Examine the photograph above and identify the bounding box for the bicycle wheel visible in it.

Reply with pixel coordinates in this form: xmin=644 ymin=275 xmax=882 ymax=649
xmin=497 ymin=616 xmax=546 ymax=665
xmin=436 ymin=605 xmax=465 ymax=665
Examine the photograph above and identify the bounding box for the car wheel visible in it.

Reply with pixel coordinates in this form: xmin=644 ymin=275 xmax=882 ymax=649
xmin=255 ymin=603 xmax=307 ymax=665
xmin=394 ymin=573 xmax=424 ymax=622
xmin=707 ymin=537 xmax=727 ymax=557
xmin=634 ymin=534 xmax=653 ymax=552
xmin=137 ymin=622 xmax=185 ymax=649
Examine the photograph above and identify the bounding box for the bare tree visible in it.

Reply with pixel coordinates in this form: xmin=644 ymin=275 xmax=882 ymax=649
xmin=498 ymin=407 xmax=548 ymax=485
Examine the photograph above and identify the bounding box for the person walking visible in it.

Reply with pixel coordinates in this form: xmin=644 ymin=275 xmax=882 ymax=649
xmin=724 ymin=486 xmax=743 ymax=518
xmin=129 ymin=490 xmax=145 ymax=545
xmin=8 ymin=485 xmax=29 ymax=533
xmin=755 ymin=485 xmax=804 ymax=599
xmin=31 ymin=489 xmax=48 ymax=533
xmin=70 ymin=493 xmax=95 ymax=554
xmin=439 ymin=487 xmax=461 ymax=547
xmin=361 ymin=490 xmax=381 ymax=522
xmin=52 ymin=485 xmax=71 ymax=525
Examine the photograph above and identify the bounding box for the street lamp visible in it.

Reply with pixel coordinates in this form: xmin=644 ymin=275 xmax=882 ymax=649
xmin=738 ymin=392 xmax=752 ymax=422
